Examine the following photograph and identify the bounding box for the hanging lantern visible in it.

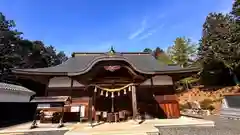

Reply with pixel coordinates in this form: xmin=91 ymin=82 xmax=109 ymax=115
xmin=100 ymin=90 xmax=103 ymax=96
xmin=124 ymin=89 xmax=127 ymax=94
xmin=106 ymin=92 xmax=108 ymax=97
xmin=118 ymin=91 xmax=120 ymax=96
xmin=111 ymin=92 xmax=114 ymax=98
xmin=94 ymin=87 xmax=97 ymax=92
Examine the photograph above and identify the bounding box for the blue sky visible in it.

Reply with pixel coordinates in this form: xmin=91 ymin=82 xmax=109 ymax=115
xmin=0 ymin=0 xmax=232 ymax=55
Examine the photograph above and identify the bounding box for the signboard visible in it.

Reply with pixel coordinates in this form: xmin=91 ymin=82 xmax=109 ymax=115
xmin=104 ymin=65 xmax=121 ymax=72
xmin=37 ymin=104 xmax=50 ymax=109
xmin=71 ymin=106 xmax=80 ymax=112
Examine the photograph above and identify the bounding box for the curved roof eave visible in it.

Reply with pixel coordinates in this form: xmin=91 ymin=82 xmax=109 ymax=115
xmin=154 ymin=67 xmax=201 ymax=74
xmin=67 ymin=56 xmax=156 ymax=76
xmin=12 ymin=56 xmax=157 ymax=76
xmin=11 ymin=53 xmax=201 ymax=76
xmin=11 ymin=69 xmax=68 ymax=76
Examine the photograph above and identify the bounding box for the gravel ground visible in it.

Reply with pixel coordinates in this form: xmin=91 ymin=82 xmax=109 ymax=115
xmin=22 ymin=130 xmax=68 ymax=135
xmin=156 ymin=116 xmax=240 ymax=135
xmin=157 ymin=127 xmax=240 ymax=135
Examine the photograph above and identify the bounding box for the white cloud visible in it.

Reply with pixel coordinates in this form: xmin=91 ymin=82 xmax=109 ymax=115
xmin=138 ymin=30 xmax=156 ymax=40
xmin=128 ymin=18 xmax=147 ymax=40
xmin=138 ymin=24 xmax=164 ymax=40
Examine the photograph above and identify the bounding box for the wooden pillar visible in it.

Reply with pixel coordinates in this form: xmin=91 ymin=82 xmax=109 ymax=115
xmin=44 ymin=79 xmax=49 ymax=96
xmin=131 ymin=85 xmax=137 ymax=120
xmin=58 ymin=103 xmax=64 ymax=128
xmin=88 ymin=87 xmax=93 ymax=127
xmin=30 ymin=107 xmax=38 ymax=129
xmin=70 ymin=79 xmax=73 ymax=96
xmin=93 ymin=88 xmax=96 ymax=122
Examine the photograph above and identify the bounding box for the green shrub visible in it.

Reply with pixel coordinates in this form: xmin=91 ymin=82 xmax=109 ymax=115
xmin=207 ymin=105 xmax=215 ymax=111
xmin=179 ymin=103 xmax=191 ymax=110
xmin=200 ymin=99 xmax=213 ymax=110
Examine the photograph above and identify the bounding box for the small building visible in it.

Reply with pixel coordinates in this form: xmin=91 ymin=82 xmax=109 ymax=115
xmin=0 ymin=82 xmax=35 ymax=102
xmin=0 ymin=82 xmax=36 ymax=127
xmin=12 ymin=50 xmax=199 ymax=123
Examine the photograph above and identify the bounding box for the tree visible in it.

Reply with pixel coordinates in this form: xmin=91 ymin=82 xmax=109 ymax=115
xmin=199 ymin=12 xmax=240 ymax=85
xmin=143 ymin=48 xmax=153 ymax=53
xmin=198 ymin=13 xmax=231 ymax=64
xmin=153 ymin=47 xmax=164 ymax=59
xmin=156 ymin=52 xmax=173 ymax=65
xmin=0 ymin=13 xmax=22 ymax=77
xmin=167 ymin=37 xmax=197 ymax=67
xmin=0 ymin=12 xmax=68 ymax=83
xmin=56 ymin=51 xmax=68 ymax=64
xmin=231 ymin=0 xmax=240 ymax=22
xmin=143 ymin=47 xmax=173 ymax=64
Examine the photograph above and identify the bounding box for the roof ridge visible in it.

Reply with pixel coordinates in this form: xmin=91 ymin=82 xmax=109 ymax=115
xmin=72 ymin=52 xmax=151 ymax=57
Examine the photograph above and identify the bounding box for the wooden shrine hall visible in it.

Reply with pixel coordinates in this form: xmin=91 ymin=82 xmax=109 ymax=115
xmin=12 ymin=49 xmax=199 ymax=124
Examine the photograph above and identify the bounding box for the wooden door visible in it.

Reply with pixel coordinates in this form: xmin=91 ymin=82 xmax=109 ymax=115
xmin=159 ymin=101 xmax=180 ymax=118
xmin=155 ymin=95 xmax=180 ymax=119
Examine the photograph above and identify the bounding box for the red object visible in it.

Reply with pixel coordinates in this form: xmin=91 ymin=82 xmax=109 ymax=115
xmin=104 ymin=66 xmax=121 ymax=72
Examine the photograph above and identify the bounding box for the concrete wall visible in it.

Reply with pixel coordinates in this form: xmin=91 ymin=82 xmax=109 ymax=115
xmin=0 ymin=103 xmax=37 ymax=128
xmin=0 ymin=92 xmax=31 ymax=102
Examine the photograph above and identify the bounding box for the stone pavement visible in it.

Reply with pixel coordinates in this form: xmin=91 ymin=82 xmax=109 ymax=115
xmin=0 ymin=121 xmax=74 ymax=135
xmin=0 ymin=117 xmax=214 ymax=135
xmin=65 ymin=116 xmax=214 ymax=135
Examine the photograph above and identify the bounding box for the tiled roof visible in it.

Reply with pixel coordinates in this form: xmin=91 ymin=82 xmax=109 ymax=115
xmin=12 ymin=52 xmax=200 ymax=75
xmin=0 ymin=82 xmax=35 ymax=95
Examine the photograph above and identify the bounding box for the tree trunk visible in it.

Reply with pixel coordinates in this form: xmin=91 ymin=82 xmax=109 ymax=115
xmin=230 ymin=69 xmax=240 ymax=85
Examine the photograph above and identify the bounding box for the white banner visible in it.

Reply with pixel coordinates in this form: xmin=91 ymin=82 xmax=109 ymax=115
xmin=71 ymin=106 xmax=80 ymax=112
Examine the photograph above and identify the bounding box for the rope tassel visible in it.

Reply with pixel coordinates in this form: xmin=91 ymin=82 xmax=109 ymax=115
xmin=106 ymin=92 xmax=108 ymax=97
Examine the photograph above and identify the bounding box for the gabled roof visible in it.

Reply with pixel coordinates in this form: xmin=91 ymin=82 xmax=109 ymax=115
xmin=0 ymin=82 xmax=35 ymax=95
xmin=12 ymin=52 xmax=200 ymax=76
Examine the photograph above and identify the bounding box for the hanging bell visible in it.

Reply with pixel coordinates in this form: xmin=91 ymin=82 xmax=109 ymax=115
xmin=124 ymin=89 xmax=127 ymax=94
xmin=128 ymin=86 xmax=132 ymax=91
xmin=118 ymin=91 xmax=120 ymax=96
xmin=106 ymin=92 xmax=108 ymax=97
xmin=94 ymin=87 xmax=97 ymax=92
xmin=111 ymin=92 xmax=114 ymax=98
xmin=100 ymin=90 xmax=103 ymax=96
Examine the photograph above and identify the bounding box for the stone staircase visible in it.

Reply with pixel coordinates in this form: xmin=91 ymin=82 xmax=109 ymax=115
xmin=220 ymin=108 xmax=240 ymax=120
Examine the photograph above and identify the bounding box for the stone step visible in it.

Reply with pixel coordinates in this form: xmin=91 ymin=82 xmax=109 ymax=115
xmin=65 ymin=126 xmax=159 ymax=135
xmin=65 ymin=131 xmax=151 ymax=135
